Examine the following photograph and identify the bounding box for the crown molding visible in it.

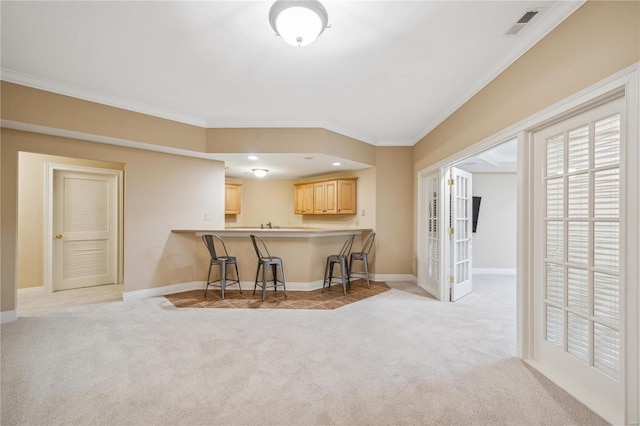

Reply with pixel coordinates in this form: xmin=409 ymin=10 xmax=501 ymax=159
xmin=409 ymin=0 xmax=586 ymax=146
xmin=1 ymin=68 xmax=208 ymax=128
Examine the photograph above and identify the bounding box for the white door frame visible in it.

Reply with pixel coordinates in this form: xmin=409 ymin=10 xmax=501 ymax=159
xmin=44 ymin=163 xmax=124 ymax=294
xmin=415 ymin=62 xmax=638 ymax=423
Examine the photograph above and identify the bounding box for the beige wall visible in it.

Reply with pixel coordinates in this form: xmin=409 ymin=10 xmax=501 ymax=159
xmin=1 ymin=129 xmax=226 ymax=312
xmin=225 ymin=178 xmax=299 ymax=228
xmin=1 ymin=82 xmax=207 ymax=153
xmin=413 ymin=0 xmax=640 ymax=171
xmin=225 ymin=167 xmax=377 ymax=231
xmin=207 ymin=128 xmax=377 ymax=166
xmin=17 ymin=153 xmax=125 ymax=289
xmin=375 ymin=147 xmax=414 ymax=275
xmin=471 ymin=173 xmax=517 ymax=270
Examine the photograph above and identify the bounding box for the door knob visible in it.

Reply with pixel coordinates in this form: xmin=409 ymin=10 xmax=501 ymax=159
xmin=55 ymin=234 xmax=63 ymax=240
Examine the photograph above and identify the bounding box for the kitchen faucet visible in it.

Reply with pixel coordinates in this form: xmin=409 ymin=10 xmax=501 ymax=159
xmin=266 ymin=221 xmax=272 ymax=229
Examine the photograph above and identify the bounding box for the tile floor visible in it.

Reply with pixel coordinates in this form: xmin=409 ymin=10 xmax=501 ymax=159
xmin=165 ymin=279 xmax=390 ymax=310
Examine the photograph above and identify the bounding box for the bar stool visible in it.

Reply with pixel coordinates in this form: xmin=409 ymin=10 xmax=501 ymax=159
xmin=202 ymin=235 xmax=241 ymax=299
xmin=349 ymin=232 xmax=376 ymax=289
xmin=250 ymin=234 xmax=287 ymax=301
xmin=322 ymin=234 xmax=355 ymax=296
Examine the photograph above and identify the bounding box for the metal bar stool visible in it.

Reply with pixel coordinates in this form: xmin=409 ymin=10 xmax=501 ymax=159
xmin=202 ymin=234 xmax=241 ymax=299
xmin=250 ymin=234 xmax=287 ymax=301
xmin=349 ymin=232 xmax=376 ymax=289
xmin=322 ymin=234 xmax=355 ymax=296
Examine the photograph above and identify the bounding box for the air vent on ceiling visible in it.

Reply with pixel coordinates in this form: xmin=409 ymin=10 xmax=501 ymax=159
xmin=505 ymin=10 xmax=539 ymax=36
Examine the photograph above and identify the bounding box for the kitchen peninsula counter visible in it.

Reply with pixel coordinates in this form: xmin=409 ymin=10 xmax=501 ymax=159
xmin=172 ymin=227 xmax=374 ymax=290
xmin=172 ymin=227 xmax=372 ymax=238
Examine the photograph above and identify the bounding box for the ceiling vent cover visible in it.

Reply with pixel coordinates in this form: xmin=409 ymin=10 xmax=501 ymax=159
xmin=505 ymin=10 xmax=539 ymax=36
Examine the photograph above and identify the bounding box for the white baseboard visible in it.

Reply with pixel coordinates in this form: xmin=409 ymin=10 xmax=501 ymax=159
xmin=123 ymin=281 xmax=204 ymax=301
xmin=17 ymin=286 xmax=45 ymax=294
xmin=472 ymin=268 xmax=516 ymax=275
xmin=371 ymin=274 xmax=416 ymax=283
xmin=123 ymin=274 xmax=418 ymax=302
xmin=1 ymin=310 xmax=18 ymax=324
xmin=524 ymin=359 xmax=622 ymax=425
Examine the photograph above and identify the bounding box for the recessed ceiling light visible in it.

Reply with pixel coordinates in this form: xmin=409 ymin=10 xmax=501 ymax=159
xmin=332 ymin=162 xmax=341 ymax=166
xmin=248 ymin=155 xmax=259 ymax=160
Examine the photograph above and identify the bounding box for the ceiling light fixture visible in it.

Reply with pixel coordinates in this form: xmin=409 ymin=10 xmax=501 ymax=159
xmin=268 ymin=0 xmax=329 ymax=47
xmin=252 ymin=169 xmax=269 ymax=178
xmin=332 ymin=162 xmax=341 ymax=166
xmin=248 ymin=155 xmax=259 ymax=160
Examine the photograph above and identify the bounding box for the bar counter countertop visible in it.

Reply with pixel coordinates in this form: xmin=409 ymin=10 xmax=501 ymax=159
xmin=172 ymin=227 xmax=374 ymax=290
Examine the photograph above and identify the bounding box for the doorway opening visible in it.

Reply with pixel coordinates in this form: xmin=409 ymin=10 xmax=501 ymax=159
xmin=448 ymin=138 xmax=518 ymax=302
xmin=16 ymin=152 xmax=125 ymax=309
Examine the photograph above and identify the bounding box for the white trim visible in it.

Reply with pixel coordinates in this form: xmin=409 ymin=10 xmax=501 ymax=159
xmin=472 ymin=268 xmax=516 ymax=275
xmin=408 ymin=1 xmax=585 ymax=145
xmin=123 ymin=281 xmax=205 ymax=302
xmin=370 ymin=274 xmax=416 ymax=283
xmin=417 ymin=63 xmax=640 ymax=178
xmin=525 ymin=359 xmax=623 ymax=425
xmin=17 ymin=286 xmax=45 ymax=294
xmin=517 ymin=130 xmax=534 ymax=361
xmin=122 ymin=276 xmax=414 ymax=302
xmin=624 ymin=63 xmax=640 ymax=426
xmin=1 ymin=69 xmax=208 ymax=128
xmin=1 ymin=310 xmax=18 ymax=323
xmin=43 ymin=163 xmax=124 ymax=294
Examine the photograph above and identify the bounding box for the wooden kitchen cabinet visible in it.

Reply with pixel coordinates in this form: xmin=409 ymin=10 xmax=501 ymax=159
xmin=336 ymin=178 xmax=357 ymax=214
xmin=294 ymin=177 xmax=357 ymax=215
xmin=313 ymin=180 xmax=337 ymax=214
xmin=225 ymin=183 xmax=242 ymax=214
xmin=294 ymin=183 xmax=314 ymax=214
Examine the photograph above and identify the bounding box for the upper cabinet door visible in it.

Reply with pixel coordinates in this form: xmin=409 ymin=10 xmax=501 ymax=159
xmin=324 ymin=180 xmax=338 ymax=214
xmin=336 ymin=179 xmax=357 ymax=214
xmin=225 ymin=183 xmax=242 ymax=214
xmin=299 ymin=178 xmax=358 ymax=215
xmin=294 ymin=183 xmax=313 ymax=214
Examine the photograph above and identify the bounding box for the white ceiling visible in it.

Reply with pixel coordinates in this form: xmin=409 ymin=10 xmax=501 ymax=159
xmin=221 ymin=152 xmax=371 ymax=179
xmin=1 ymin=0 xmax=582 ymax=177
xmin=456 ymin=138 xmax=518 ymax=173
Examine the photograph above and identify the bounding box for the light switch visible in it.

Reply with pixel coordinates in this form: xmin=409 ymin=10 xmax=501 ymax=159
xmin=361 ymin=209 xmax=366 ymax=216
xmin=204 ymin=212 xmax=212 ymax=222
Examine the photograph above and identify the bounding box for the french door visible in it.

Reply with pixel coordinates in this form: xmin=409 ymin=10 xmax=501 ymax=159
xmin=532 ymin=97 xmax=625 ymax=421
xmin=448 ymin=167 xmax=473 ymax=301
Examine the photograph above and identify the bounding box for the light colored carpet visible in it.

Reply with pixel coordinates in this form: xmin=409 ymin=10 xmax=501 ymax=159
xmin=2 ymin=276 xmax=605 ymax=425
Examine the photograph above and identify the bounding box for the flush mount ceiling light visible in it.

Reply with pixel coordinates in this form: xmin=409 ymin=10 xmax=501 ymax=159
xmin=268 ymin=0 xmax=329 ymax=47
xmin=252 ymin=169 xmax=269 ymax=178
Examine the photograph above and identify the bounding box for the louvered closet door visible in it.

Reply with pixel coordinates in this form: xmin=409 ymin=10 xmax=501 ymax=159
xmin=53 ymin=171 xmax=117 ymax=291
xmin=533 ymin=97 xmax=625 ymax=419
xmin=425 ymin=173 xmax=441 ymax=296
